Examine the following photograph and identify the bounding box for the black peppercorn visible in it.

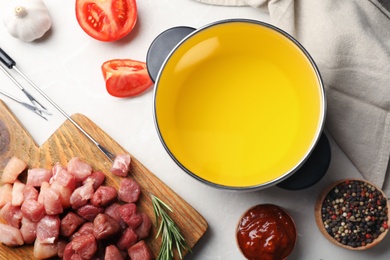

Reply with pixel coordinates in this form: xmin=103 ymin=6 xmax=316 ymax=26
xmin=320 ymin=180 xmax=389 ymax=248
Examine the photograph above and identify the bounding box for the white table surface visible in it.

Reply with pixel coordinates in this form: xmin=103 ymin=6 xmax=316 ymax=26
xmin=1 ymin=0 xmax=389 ymax=259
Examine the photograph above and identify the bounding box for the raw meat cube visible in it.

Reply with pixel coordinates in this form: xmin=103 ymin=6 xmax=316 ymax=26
xmin=1 ymin=156 xmax=27 ymax=184
xmin=127 ymin=240 xmax=154 ymax=260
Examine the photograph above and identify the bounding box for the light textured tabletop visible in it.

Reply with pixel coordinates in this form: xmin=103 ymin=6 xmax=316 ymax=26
xmin=0 ymin=0 xmax=389 ymax=259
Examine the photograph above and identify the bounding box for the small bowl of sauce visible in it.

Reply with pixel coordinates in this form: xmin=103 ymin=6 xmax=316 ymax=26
xmin=236 ymin=204 xmax=297 ymax=260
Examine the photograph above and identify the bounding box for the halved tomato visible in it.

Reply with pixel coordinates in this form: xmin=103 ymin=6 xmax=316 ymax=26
xmin=75 ymin=0 xmax=137 ymax=42
xmin=102 ymin=59 xmax=153 ymax=97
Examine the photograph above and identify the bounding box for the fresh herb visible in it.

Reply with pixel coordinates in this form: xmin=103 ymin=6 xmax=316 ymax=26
xmin=151 ymin=194 xmax=191 ymax=260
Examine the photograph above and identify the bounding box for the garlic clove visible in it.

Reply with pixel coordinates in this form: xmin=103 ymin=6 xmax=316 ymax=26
xmin=14 ymin=6 xmax=28 ymax=18
xmin=2 ymin=0 xmax=52 ymax=42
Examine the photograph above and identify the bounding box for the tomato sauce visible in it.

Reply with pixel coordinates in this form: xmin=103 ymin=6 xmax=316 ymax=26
xmin=236 ymin=204 xmax=296 ymax=260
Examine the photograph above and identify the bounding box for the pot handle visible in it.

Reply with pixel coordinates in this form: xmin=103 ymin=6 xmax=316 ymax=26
xmin=146 ymin=26 xmax=196 ymax=82
xmin=277 ymin=132 xmax=331 ymax=190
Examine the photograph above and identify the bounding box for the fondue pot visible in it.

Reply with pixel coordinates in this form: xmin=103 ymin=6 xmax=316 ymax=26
xmin=147 ymin=19 xmax=330 ymax=191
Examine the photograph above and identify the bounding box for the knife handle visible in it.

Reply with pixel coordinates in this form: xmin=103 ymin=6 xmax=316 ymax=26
xmin=0 ymin=48 xmax=16 ymax=69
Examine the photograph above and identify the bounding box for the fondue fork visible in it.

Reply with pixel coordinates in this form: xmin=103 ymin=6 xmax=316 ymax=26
xmin=0 ymin=49 xmax=49 ymax=114
xmin=0 ymin=63 xmax=50 ymax=116
xmin=0 ymin=88 xmax=48 ymax=120
xmin=0 ymin=47 xmax=116 ymax=162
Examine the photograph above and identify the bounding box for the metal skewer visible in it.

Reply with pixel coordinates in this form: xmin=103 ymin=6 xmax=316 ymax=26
xmin=0 ymin=47 xmax=116 ymax=162
xmin=0 ymin=63 xmax=50 ymax=114
xmin=0 ymin=49 xmax=49 ymax=113
xmin=0 ymin=89 xmax=48 ymax=120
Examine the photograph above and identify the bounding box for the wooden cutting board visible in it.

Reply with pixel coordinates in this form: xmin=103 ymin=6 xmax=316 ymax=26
xmin=0 ymin=100 xmax=208 ymax=259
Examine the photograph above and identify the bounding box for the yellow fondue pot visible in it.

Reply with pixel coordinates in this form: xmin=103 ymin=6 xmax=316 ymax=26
xmin=147 ymin=19 xmax=328 ymax=191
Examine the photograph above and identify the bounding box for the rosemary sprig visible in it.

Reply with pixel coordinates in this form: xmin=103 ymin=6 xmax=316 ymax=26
xmin=151 ymin=194 xmax=191 ymax=260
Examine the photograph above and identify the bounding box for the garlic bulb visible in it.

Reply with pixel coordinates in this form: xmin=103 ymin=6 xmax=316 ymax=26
xmin=2 ymin=0 xmax=52 ymax=42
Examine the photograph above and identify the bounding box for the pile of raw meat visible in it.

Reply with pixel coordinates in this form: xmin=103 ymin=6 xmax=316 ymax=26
xmin=0 ymin=155 xmax=153 ymax=259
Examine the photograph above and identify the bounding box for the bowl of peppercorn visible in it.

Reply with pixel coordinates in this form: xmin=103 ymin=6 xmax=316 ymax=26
xmin=315 ymin=179 xmax=389 ymax=250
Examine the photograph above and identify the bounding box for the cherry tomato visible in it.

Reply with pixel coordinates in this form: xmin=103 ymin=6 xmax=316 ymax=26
xmin=102 ymin=59 xmax=153 ymax=97
xmin=75 ymin=0 xmax=137 ymax=42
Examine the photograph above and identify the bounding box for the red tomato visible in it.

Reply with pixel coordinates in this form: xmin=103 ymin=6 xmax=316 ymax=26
xmin=75 ymin=0 xmax=137 ymax=42
xmin=102 ymin=59 xmax=153 ymax=97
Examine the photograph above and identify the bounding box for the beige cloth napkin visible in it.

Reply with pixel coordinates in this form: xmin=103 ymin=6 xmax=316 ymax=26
xmin=194 ymin=0 xmax=390 ymax=196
